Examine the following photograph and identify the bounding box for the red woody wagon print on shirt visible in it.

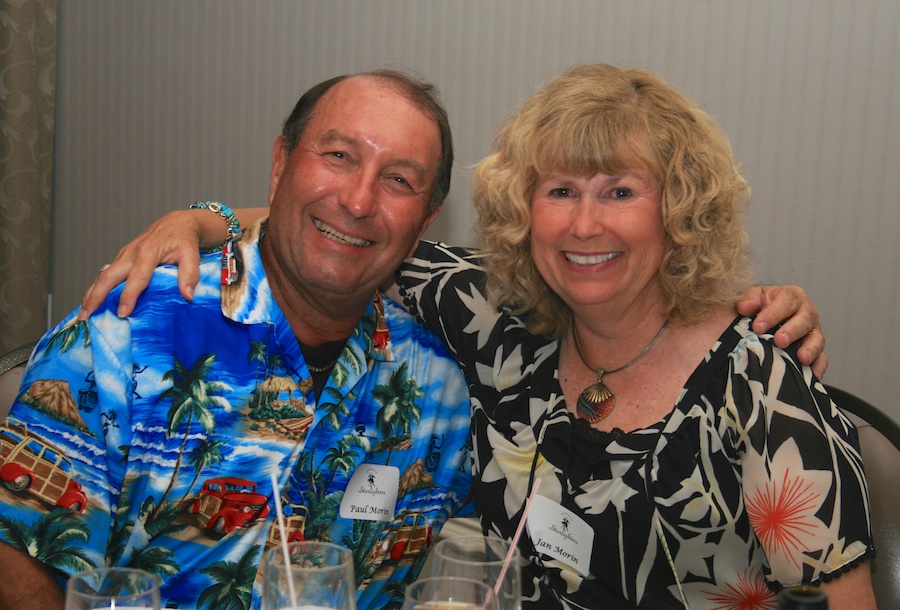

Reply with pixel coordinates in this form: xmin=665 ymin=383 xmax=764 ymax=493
xmin=0 ymin=419 xmax=87 ymax=513
xmin=191 ymin=476 xmax=270 ymax=535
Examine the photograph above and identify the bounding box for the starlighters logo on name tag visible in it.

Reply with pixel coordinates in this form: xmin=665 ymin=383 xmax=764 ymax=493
xmin=526 ymin=495 xmax=594 ymax=576
xmin=339 ymin=463 xmax=399 ymax=522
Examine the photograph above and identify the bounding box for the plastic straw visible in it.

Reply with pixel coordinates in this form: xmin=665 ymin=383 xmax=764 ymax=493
xmin=494 ymin=477 xmax=541 ymax=597
xmin=271 ymin=471 xmax=298 ymax=609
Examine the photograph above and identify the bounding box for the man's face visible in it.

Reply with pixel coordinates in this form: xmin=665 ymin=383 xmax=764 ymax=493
xmin=263 ymin=76 xmax=442 ymax=309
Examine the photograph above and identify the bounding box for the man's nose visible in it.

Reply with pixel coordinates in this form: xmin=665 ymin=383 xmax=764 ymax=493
xmin=342 ymin=173 xmax=378 ymax=218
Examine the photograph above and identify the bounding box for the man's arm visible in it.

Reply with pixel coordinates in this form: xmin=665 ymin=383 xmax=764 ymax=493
xmin=0 ymin=541 xmax=64 ymax=609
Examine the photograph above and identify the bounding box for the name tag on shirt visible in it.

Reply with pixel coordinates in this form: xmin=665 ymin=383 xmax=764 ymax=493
xmin=526 ymin=495 xmax=594 ymax=576
xmin=339 ymin=464 xmax=399 ymax=522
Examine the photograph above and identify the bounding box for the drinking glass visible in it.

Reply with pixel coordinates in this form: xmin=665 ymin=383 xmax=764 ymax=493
xmin=402 ymin=577 xmax=498 ymax=610
xmin=65 ymin=567 xmax=161 ymax=610
xmin=261 ymin=541 xmax=356 ymax=610
xmin=428 ymin=536 xmax=520 ymax=610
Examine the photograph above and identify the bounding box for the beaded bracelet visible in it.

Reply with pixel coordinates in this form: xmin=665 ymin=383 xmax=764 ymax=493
xmin=189 ymin=201 xmax=242 ymax=253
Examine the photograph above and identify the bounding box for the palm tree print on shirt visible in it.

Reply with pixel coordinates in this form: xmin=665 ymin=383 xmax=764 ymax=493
xmin=156 ymin=354 xmax=232 ymax=513
xmin=372 ymin=362 xmax=423 ymax=457
xmin=0 ymin=507 xmax=94 ymax=578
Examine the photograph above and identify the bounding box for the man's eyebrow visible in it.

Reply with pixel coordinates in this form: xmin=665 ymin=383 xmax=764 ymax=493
xmin=320 ymin=129 xmax=359 ymax=147
xmin=319 ymin=129 xmax=432 ymax=188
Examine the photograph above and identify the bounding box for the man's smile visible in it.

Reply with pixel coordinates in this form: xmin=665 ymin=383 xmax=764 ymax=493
xmin=313 ymin=218 xmax=374 ymax=247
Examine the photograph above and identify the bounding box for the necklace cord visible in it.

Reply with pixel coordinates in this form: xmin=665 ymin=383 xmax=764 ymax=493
xmin=571 ymin=321 xmax=668 ymax=376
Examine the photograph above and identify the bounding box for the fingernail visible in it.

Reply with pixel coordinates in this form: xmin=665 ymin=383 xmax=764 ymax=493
xmin=117 ymin=304 xmax=128 ymax=318
xmin=185 ymin=286 xmax=194 ymax=301
xmin=757 ymin=321 xmax=768 ymax=332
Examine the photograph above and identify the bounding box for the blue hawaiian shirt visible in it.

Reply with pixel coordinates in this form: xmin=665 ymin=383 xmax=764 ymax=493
xmin=0 ymin=219 xmax=473 ymax=610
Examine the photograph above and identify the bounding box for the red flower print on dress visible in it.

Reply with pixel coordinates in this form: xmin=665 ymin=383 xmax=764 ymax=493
xmin=745 ymin=467 xmax=820 ymax=570
xmin=703 ymin=568 xmax=778 ymax=610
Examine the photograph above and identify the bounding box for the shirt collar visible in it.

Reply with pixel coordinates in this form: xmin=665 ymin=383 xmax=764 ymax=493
xmin=218 ymin=216 xmax=394 ymax=364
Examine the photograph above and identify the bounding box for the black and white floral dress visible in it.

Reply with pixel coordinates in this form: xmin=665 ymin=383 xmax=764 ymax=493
xmin=399 ymin=241 xmax=874 ymax=610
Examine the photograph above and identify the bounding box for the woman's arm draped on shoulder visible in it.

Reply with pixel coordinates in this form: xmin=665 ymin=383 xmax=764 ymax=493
xmin=79 ymin=207 xmax=267 ymax=319
xmin=397 ymin=241 xmax=486 ymax=355
xmin=78 ymin=203 xmax=830 ymax=380
xmin=735 ymin=284 xmax=827 ymax=378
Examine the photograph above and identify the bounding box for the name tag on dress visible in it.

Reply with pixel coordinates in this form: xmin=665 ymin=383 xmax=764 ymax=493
xmin=339 ymin=464 xmax=399 ymax=522
xmin=526 ymin=495 xmax=594 ymax=576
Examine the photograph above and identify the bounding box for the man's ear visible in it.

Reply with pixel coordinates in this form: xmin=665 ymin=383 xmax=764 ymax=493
xmin=407 ymin=205 xmax=442 ymax=257
xmin=268 ymin=136 xmax=289 ymax=205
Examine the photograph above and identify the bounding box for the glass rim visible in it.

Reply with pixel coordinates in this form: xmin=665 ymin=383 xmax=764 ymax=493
xmin=406 ymin=575 xmax=497 ymax=592
xmin=410 ymin=575 xmax=495 ymax=584
xmin=432 ymin=535 xmax=520 ymax=565
xmin=69 ymin=566 xmax=161 ymax=579
xmin=264 ymin=540 xmax=355 ymax=570
xmin=266 ymin=539 xmax=353 ymax=554
xmin=67 ymin=567 xmax=161 ymax=600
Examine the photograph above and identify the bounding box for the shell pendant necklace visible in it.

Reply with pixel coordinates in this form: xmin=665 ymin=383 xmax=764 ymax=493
xmin=571 ymin=321 xmax=668 ymax=423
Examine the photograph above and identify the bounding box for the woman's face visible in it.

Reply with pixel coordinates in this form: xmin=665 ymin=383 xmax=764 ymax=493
xmin=529 ymin=168 xmax=665 ymax=317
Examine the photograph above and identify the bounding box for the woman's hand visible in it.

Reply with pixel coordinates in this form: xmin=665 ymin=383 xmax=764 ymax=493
xmin=78 ymin=206 xmax=267 ymax=320
xmin=78 ymin=210 xmax=205 ymax=320
xmin=736 ymin=284 xmax=827 ymax=378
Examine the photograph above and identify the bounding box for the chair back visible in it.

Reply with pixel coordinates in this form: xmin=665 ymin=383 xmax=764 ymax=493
xmin=826 ymin=384 xmax=900 ymax=607
xmin=0 ymin=341 xmax=36 ymax=419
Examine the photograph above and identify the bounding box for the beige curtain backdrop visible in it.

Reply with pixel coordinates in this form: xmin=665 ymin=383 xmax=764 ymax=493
xmin=0 ymin=0 xmax=56 ymax=354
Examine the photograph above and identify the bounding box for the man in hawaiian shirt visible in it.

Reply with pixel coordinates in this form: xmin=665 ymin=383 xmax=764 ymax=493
xmin=0 ymin=70 xmax=472 ymax=609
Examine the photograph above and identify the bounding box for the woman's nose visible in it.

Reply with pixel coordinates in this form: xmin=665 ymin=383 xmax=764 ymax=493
xmin=571 ymin=200 xmax=605 ymax=239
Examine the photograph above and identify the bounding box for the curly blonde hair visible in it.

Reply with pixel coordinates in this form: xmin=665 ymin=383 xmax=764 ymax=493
xmin=473 ymin=63 xmax=753 ymax=338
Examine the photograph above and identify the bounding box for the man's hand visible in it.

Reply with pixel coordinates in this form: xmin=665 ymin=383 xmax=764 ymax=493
xmin=78 ymin=210 xmax=204 ymax=320
xmin=736 ymin=284 xmax=827 ymax=378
